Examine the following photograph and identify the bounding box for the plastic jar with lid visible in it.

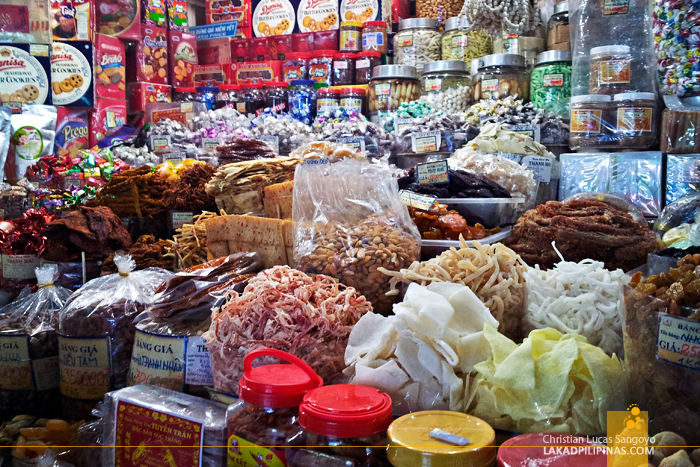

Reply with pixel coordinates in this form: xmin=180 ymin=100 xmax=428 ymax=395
xmin=421 ymin=60 xmax=472 ymax=113
xmin=530 ymin=50 xmax=572 ymax=118
xmin=309 ymin=50 xmax=335 ymax=86
xmin=388 ymin=411 xmax=496 ymax=467
xmin=289 ymin=79 xmax=317 ymax=124
xmin=211 ymin=84 xmax=239 ymax=110
xmin=227 ymin=349 xmax=323 ymax=467
xmin=317 ymin=87 xmax=340 ymax=115
xmin=547 ymin=2 xmax=570 ymax=51
xmin=355 ymin=52 xmax=381 ymax=85
xmin=441 ymin=16 xmax=493 ymax=64
xmin=589 ymin=45 xmax=633 ymax=95
xmin=333 ymin=53 xmax=357 ymax=86
xmin=196 ymin=86 xmax=219 ymax=110
xmin=340 ymin=21 xmax=363 ymax=52
xmin=172 ymin=87 xmax=197 ymax=102
xmin=569 ymin=94 xmax=617 ymax=149
xmin=340 ymin=87 xmax=367 ymax=116
xmin=393 ymin=18 xmax=441 ymax=71
xmin=283 ymin=52 xmax=311 ymax=83
xmin=472 ymin=53 xmax=530 ymax=101
xmin=238 ymin=83 xmax=265 ymax=116
xmin=362 ymin=21 xmax=388 ymax=54
xmin=614 ymin=92 xmax=659 ymax=149
xmin=369 ymin=65 xmax=421 ymax=122
xmin=265 ymin=81 xmax=289 ymax=113
xmin=286 ymin=385 xmax=393 ymax=467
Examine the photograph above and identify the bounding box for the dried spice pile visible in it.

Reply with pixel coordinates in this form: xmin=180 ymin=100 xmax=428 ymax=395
xmin=101 ymin=235 xmax=174 ymax=273
xmin=93 ymin=166 xmax=172 ymax=218
xmin=216 ymin=136 xmax=276 ymax=164
xmin=42 ymin=206 xmax=132 ymax=262
xmin=161 ymin=162 xmax=217 ymax=213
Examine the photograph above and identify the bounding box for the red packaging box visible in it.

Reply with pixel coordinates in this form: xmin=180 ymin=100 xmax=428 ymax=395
xmin=312 ymin=30 xmax=338 ymax=50
xmin=54 ymin=107 xmax=90 ymax=156
xmin=128 ymin=25 xmax=169 ymax=84
xmin=193 ymin=64 xmax=229 ymax=86
xmin=249 ymin=37 xmax=271 ymax=62
xmin=95 ymin=0 xmax=141 ymax=40
xmin=89 ymin=98 xmax=127 ymax=146
xmin=269 ymin=35 xmax=292 ymax=60
xmin=95 ymin=34 xmax=126 ymax=100
xmin=205 ymin=0 xmax=250 ymax=26
xmin=237 ymin=25 xmax=253 ymax=38
xmin=127 ymin=82 xmax=172 ymax=112
xmin=51 ymin=0 xmax=93 ymax=41
xmin=168 ymin=30 xmax=198 ymax=87
xmin=197 ymin=37 xmax=236 ymax=65
xmin=228 ymin=61 xmax=282 ymax=84
xmin=292 ymin=32 xmax=314 ymax=53
xmin=231 ymin=38 xmax=248 ymax=63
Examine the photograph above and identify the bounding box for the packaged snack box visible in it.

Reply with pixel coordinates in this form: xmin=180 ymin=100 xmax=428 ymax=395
xmin=95 ymin=0 xmax=142 ymax=40
xmin=51 ymin=0 xmax=93 ymax=41
xmin=205 ymin=0 xmax=250 ymax=27
xmin=54 ymin=107 xmax=89 ymax=157
xmin=167 ymin=0 xmax=188 ymax=31
xmin=142 ymin=0 xmax=166 ymax=26
xmin=51 ymin=41 xmax=95 ymax=107
xmin=128 ymin=25 xmax=169 ymax=84
xmin=89 ymin=97 xmax=127 ymax=146
xmin=127 ymin=82 xmax=172 ymax=112
xmin=0 ymin=43 xmax=52 ymax=107
xmin=168 ymin=30 xmax=198 ymax=87
xmin=95 ymin=34 xmax=126 ymax=100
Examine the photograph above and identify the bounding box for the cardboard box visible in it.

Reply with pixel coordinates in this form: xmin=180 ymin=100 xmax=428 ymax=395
xmin=51 ymin=0 xmax=92 ymax=41
xmin=89 ymin=97 xmax=127 ymax=146
xmin=127 ymin=82 xmax=172 ymax=112
xmin=228 ymin=60 xmax=282 ymax=84
xmin=95 ymin=0 xmax=141 ymax=39
xmin=51 ymin=41 xmax=95 ymax=107
xmin=192 ymin=64 xmax=229 ymax=86
xmin=168 ymin=30 xmax=198 ymax=87
xmin=94 ymin=34 xmax=126 ymax=100
xmin=0 ymin=44 xmax=52 ymax=106
xmin=128 ymin=25 xmax=169 ymax=84
xmin=167 ymin=0 xmax=189 ymax=31
xmin=197 ymin=37 xmax=237 ymax=65
xmin=54 ymin=107 xmax=89 ymax=156
xmin=231 ymin=38 xmax=248 ymax=63
xmin=205 ymin=0 xmax=250 ymax=26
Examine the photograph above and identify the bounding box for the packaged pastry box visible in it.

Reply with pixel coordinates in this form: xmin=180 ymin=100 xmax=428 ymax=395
xmin=127 ymin=82 xmax=172 ymax=113
xmin=95 ymin=0 xmax=142 ymax=40
xmin=94 ymin=34 xmax=126 ymax=100
xmin=168 ymin=30 xmax=199 ymax=87
xmin=0 ymin=43 xmax=53 ymax=107
xmin=127 ymin=25 xmax=169 ymax=85
xmin=205 ymin=0 xmax=250 ymax=26
xmin=50 ymin=41 xmax=95 ymax=107
xmin=51 ymin=0 xmax=93 ymax=41
xmin=228 ymin=60 xmax=283 ymax=84
xmin=89 ymin=97 xmax=127 ymax=146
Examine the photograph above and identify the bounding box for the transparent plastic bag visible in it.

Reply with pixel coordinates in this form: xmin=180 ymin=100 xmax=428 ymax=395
xmin=654 ymin=0 xmax=700 ymax=97
xmin=654 ymin=192 xmax=700 ymax=249
xmin=75 ymin=419 xmax=103 ymax=467
xmin=0 ymin=0 xmax=50 ymax=43
xmin=293 ymin=158 xmax=421 ymax=314
xmin=666 ymin=154 xmax=700 ymax=205
xmin=0 ymin=264 xmax=71 ymax=420
xmin=660 ymin=105 xmax=700 ymax=154
xmin=57 ymin=254 xmax=173 ymax=420
xmin=101 ymin=385 xmax=228 ymax=467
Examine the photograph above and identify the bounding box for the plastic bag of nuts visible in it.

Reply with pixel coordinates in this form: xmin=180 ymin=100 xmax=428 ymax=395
xmin=416 ymin=0 xmax=465 ymax=26
xmin=293 ymin=159 xmax=421 ymax=314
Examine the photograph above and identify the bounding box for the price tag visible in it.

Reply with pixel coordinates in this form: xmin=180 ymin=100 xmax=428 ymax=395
xmin=1 ymin=255 xmax=39 ymax=280
xmin=171 ymin=211 xmax=194 ymax=230
xmin=416 ymin=160 xmax=449 ymax=185
xmin=305 ymin=158 xmax=329 ymax=165
xmin=0 ymin=336 xmax=32 ymax=390
xmin=127 ymin=330 xmax=186 ymax=392
xmin=337 ymin=137 xmax=365 ymax=153
xmin=503 ymin=124 xmax=541 ymax=142
xmin=357 ymin=58 xmax=370 ymax=69
xmin=399 ymin=190 xmax=438 ymax=210
xmin=105 ymin=111 xmax=117 ymax=129
xmin=522 ymin=156 xmax=552 ymax=183
xmin=180 ymin=102 xmax=194 ymax=113
xmin=502 ymin=153 xmax=523 ymax=163
xmin=425 ymin=78 xmax=442 ymax=92
xmin=165 ymin=152 xmax=187 ymax=166
xmin=395 ymin=118 xmax=413 ymax=134
xmin=376 ymin=83 xmax=391 ymax=95
xmin=411 ymin=130 xmax=442 ymax=154
xmin=260 ymin=135 xmax=280 ymax=153
xmin=150 ymin=134 xmax=171 ymax=151
xmin=657 ymin=312 xmax=700 ymax=370
xmin=58 ymin=336 xmax=111 ymax=400
xmin=202 ymin=137 xmax=221 ymax=151
xmin=185 ymin=336 xmax=214 ymax=386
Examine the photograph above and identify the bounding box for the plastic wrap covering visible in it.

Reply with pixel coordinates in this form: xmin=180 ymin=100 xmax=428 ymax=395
xmin=654 ymin=0 xmax=700 ymax=97
xmin=660 ymin=105 xmax=700 ymax=154
xmin=293 ymin=158 xmax=421 ymax=314
xmin=75 ymin=419 xmax=103 ymax=467
xmin=101 ymin=384 xmax=227 ymax=467
xmin=654 ymin=193 xmax=700 ymax=249
xmin=666 ymin=154 xmax=700 ymax=205
xmin=563 ymin=192 xmax=647 ymax=224
xmin=0 ymin=265 xmax=71 ymax=420
xmin=39 ymin=260 xmax=103 ymax=291
xmin=0 ymin=0 xmax=50 ymax=43
xmin=57 ymin=254 xmax=174 ymax=420
xmin=559 ymin=152 xmax=663 ymax=218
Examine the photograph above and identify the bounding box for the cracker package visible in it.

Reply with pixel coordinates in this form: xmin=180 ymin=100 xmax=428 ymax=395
xmin=94 ymin=34 xmax=126 ymax=100
xmin=0 ymin=43 xmax=52 ymax=107
xmin=95 ymin=0 xmax=141 ymax=40
xmin=54 ymin=107 xmax=89 ymax=157
xmin=9 ymin=105 xmax=57 ymax=179
xmin=51 ymin=0 xmax=93 ymax=41
xmin=89 ymin=97 xmax=126 ymax=146
xmin=50 ymin=41 xmax=94 ymax=107
xmin=128 ymin=25 xmax=168 ymax=84
xmin=168 ymin=30 xmax=198 ymax=87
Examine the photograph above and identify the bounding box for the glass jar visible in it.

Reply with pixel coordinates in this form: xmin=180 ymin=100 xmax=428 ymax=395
xmin=333 ymin=53 xmax=357 ymax=86
xmin=614 ymin=92 xmax=659 ymax=149
xmin=317 ymin=87 xmax=340 ymax=115
xmin=309 ymin=50 xmax=335 ymax=86
xmin=340 ymin=87 xmax=367 ymax=116
xmin=289 ymin=79 xmax=317 ymax=124
xmin=441 ymin=16 xmax=493 ymax=64
xmin=393 ymin=18 xmax=441 ymax=72
xmin=493 ymin=32 xmax=545 ymax=70
xmin=283 ymin=52 xmax=311 ymax=83
xmin=369 ymin=65 xmax=421 ymax=122
xmin=569 ymin=94 xmax=617 ymax=150
xmin=547 ymin=2 xmax=570 ymax=51
xmin=340 ymin=21 xmax=363 ymax=52
xmin=388 ymin=411 xmax=496 ymax=467
xmin=589 ymin=45 xmax=633 ymax=95
xmin=172 ymin=87 xmax=197 ymax=102
xmin=362 ymin=21 xmax=388 ymax=54
xmin=472 ymin=53 xmax=530 ymax=101
xmin=212 ymin=84 xmax=239 ymax=110
xmin=355 ymin=51 xmax=381 ymax=85
xmin=265 ymin=81 xmax=289 ymax=113
xmin=238 ymin=83 xmax=265 ymax=116
xmin=286 ymin=385 xmax=393 ymax=467
xmin=227 ymin=349 xmax=323 ymax=467
xmin=421 ymin=60 xmax=472 ymax=113
xmin=196 ymin=86 xmax=218 ymax=110
xmin=530 ymin=50 xmax=572 ymax=118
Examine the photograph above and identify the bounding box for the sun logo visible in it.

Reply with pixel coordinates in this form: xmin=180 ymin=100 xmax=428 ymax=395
xmin=623 ymin=404 xmax=644 ymax=430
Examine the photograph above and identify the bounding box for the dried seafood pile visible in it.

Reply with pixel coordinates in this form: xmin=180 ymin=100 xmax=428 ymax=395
xmin=216 ymin=136 xmax=276 ymax=164
xmin=94 ymin=166 xmax=172 ymax=218
xmin=102 ymin=235 xmax=175 ymax=273
xmin=398 ymin=168 xmax=511 ymax=198
xmin=162 ymin=162 xmax=217 ymax=213
xmin=168 ymin=211 xmax=218 ymax=271
xmin=506 ymin=200 xmax=660 ymax=272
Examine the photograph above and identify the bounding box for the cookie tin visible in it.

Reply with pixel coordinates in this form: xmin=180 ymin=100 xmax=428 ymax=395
xmin=297 ymin=0 xmax=339 ymax=33
xmin=51 ymin=41 xmax=95 ymax=107
xmin=0 ymin=44 xmax=52 ymax=107
xmin=252 ymin=0 xmax=296 ymax=37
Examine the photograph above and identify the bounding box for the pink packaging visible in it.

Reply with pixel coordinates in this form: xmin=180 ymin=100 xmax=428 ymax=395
xmin=312 ymin=30 xmax=338 ymax=50
xmin=269 ymin=35 xmax=292 ymax=60
xmin=197 ymin=37 xmax=235 ymax=65
xmin=292 ymin=32 xmax=314 ymax=53
xmin=249 ymin=37 xmax=271 ymax=62
xmin=89 ymin=98 xmax=127 ymax=146
xmin=129 ymin=25 xmax=168 ymax=84
xmin=169 ymin=30 xmax=198 ymax=87
xmin=54 ymin=108 xmax=90 ymax=156
xmin=231 ymin=38 xmax=249 ymax=63
xmin=95 ymin=34 xmax=126 ymax=100
xmin=127 ymin=82 xmax=172 ymax=112
xmin=95 ymin=0 xmax=142 ymax=40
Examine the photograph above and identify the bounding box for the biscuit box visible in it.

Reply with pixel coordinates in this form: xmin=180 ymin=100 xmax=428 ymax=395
xmin=142 ymin=0 xmax=166 ymax=26
xmin=251 ymin=0 xmax=296 ymax=36
xmin=95 ymin=0 xmax=142 ymax=40
xmin=168 ymin=30 xmax=198 ymax=87
xmin=339 ymin=0 xmax=390 ymax=26
xmin=51 ymin=41 xmax=95 ymax=107
xmin=197 ymin=37 xmax=237 ymax=65
xmin=127 ymin=82 xmax=171 ymax=112
xmin=54 ymin=107 xmax=89 ymax=156
xmin=296 ymin=0 xmax=339 ymax=33
xmin=0 ymin=43 xmax=52 ymax=107
xmin=89 ymin=97 xmax=127 ymax=146
xmin=205 ymin=0 xmax=250 ymax=26
xmin=192 ymin=64 xmax=229 ymax=86
xmin=128 ymin=25 xmax=169 ymax=84
xmin=95 ymin=34 xmax=126 ymax=100
xmin=51 ymin=0 xmax=93 ymax=41
xmin=228 ymin=60 xmax=282 ymax=83
xmin=167 ymin=0 xmax=189 ymax=31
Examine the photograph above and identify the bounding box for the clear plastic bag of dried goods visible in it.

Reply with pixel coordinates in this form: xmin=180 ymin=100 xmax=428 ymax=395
xmin=57 ymin=254 xmax=173 ymax=420
xmin=0 ymin=0 xmax=50 ymax=43
xmin=0 ymin=264 xmax=72 ymax=421
xmin=293 ymin=158 xmax=421 ymax=314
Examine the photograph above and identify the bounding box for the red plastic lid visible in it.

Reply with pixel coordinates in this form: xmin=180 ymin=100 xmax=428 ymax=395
xmin=363 ymin=21 xmax=387 ymax=27
xmin=498 ymin=434 xmax=606 ymax=467
xmin=357 ymin=51 xmax=381 ymax=58
xmin=238 ymin=348 xmax=323 ymax=408
xmin=314 ymin=49 xmax=338 ymax=58
xmin=299 ymin=385 xmax=393 ymax=438
xmin=335 ymin=52 xmax=358 ymax=59
xmin=239 ymin=83 xmax=264 ymax=89
xmin=174 ymin=87 xmax=197 ymax=93
xmin=317 ymin=87 xmax=341 ymax=95
xmin=340 ymin=87 xmax=366 ymax=94
xmin=265 ymin=81 xmax=289 ymax=88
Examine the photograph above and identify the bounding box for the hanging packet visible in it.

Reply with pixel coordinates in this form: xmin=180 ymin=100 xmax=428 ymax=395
xmin=10 ymin=105 xmax=57 ymax=179
xmin=0 ymin=106 xmax=11 ymax=181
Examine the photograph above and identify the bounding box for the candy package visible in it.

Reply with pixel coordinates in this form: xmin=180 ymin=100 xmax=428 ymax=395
xmin=0 ymin=265 xmax=72 ymax=421
xmin=654 ymin=0 xmax=700 ymax=97
xmin=167 ymin=0 xmax=188 ymax=31
xmin=142 ymin=0 xmax=166 ymax=26
xmin=9 ymin=105 xmax=57 ymax=180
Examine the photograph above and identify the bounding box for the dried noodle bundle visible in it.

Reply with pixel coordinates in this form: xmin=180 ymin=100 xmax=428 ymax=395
xmin=168 ymin=211 xmax=218 ymax=271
